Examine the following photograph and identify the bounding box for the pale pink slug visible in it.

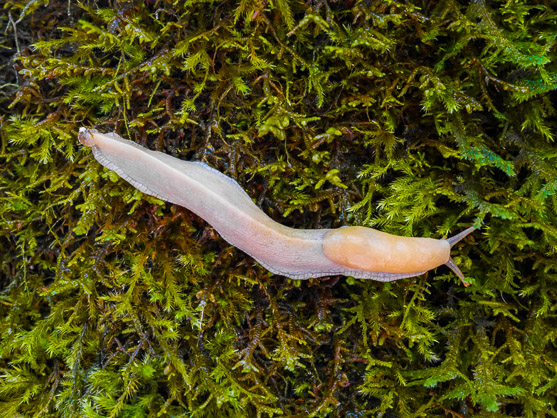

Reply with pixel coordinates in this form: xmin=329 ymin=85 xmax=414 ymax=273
xmin=78 ymin=128 xmax=474 ymax=285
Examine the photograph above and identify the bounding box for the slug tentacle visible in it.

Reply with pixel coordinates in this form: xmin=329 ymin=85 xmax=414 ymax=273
xmin=443 ymin=227 xmax=475 ymax=287
xmin=78 ymin=128 xmax=474 ymax=285
xmin=447 ymin=226 xmax=475 ymax=248
xmin=445 ymin=257 xmax=468 ymax=287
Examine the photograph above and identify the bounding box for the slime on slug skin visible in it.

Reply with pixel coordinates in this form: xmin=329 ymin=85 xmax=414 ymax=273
xmin=78 ymin=127 xmax=475 ymax=286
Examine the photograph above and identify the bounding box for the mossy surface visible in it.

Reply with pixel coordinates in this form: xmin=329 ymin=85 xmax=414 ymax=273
xmin=1 ymin=0 xmax=556 ymax=416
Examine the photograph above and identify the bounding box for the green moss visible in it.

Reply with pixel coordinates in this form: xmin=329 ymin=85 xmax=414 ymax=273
xmin=1 ymin=0 xmax=556 ymax=416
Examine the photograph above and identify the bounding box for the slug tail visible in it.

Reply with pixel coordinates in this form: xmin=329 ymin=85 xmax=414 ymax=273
xmin=447 ymin=226 xmax=475 ymax=248
xmin=445 ymin=257 xmax=470 ymax=287
xmin=78 ymin=127 xmax=96 ymax=147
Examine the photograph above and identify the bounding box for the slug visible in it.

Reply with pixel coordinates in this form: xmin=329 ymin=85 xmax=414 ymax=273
xmin=78 ymin=128 xmax=474 ymax=285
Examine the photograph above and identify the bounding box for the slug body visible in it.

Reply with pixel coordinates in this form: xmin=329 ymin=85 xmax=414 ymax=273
xmin=79 ymin=128 xmax=473 ymax=284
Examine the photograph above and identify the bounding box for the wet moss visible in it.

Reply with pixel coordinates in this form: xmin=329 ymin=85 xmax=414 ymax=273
xmin=1 ymin=0 xmax=556 ymax=416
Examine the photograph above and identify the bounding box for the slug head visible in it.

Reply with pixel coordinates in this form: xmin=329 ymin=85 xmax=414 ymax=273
xmin=443 ymin=226 xmax=475 ymax=287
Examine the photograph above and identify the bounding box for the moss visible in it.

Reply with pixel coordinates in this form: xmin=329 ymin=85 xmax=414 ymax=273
xmin=1 ymin=0 xmax=556 ymax=416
